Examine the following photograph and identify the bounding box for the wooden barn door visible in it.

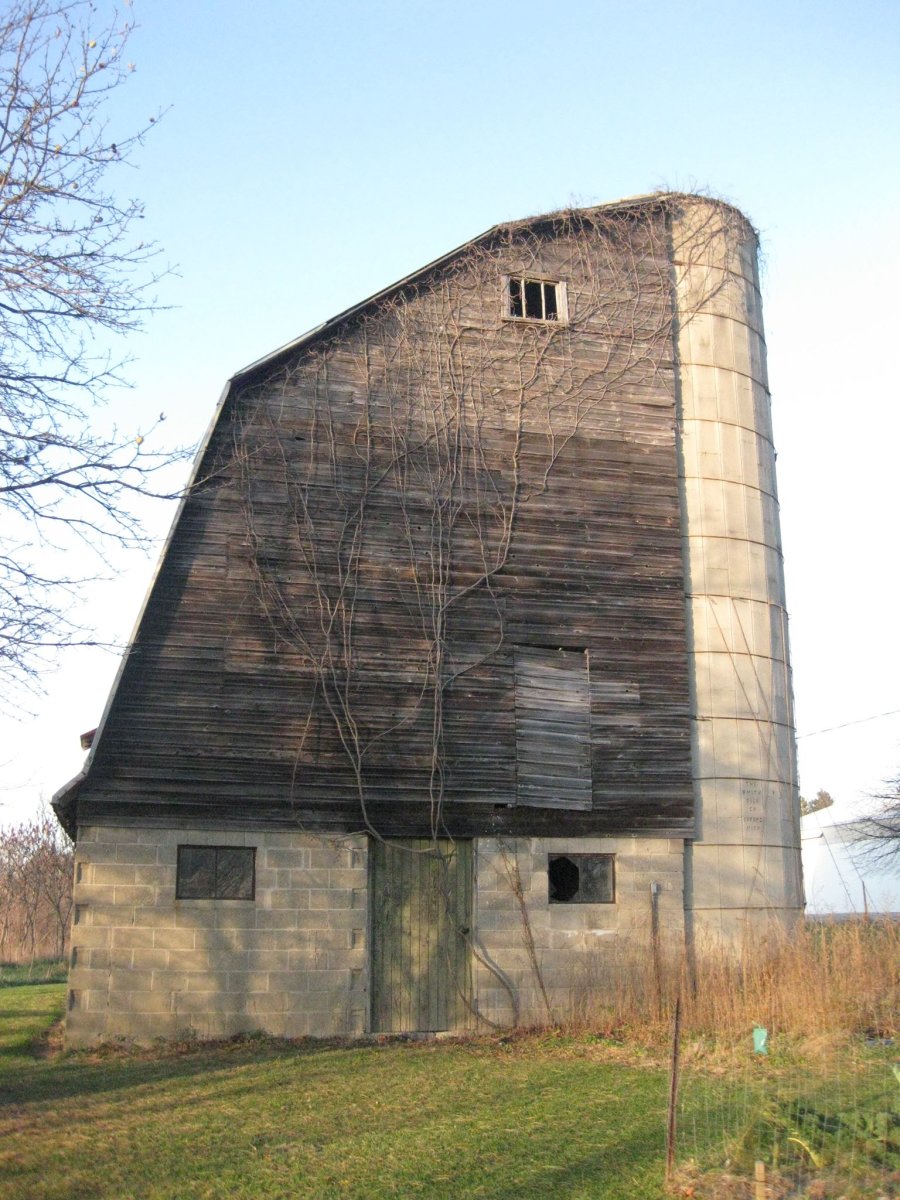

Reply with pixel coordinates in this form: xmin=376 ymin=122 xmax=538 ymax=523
xmin=369 ymin=838 xmax=473 ymax=1034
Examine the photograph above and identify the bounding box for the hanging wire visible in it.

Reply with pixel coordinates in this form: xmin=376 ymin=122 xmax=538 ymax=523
xmin=797 ymin=707 xmax=900 ymax=739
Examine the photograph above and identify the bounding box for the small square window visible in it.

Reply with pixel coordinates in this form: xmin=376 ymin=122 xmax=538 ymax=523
xmin=176 ymin=845 xmax=255 ymax=900
xmin=548 ymin=854 xmax=614 ymax=904
xmin=505 ymin=276 xmax=566 ymax=322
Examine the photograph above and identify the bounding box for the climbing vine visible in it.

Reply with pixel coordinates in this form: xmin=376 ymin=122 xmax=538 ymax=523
xmin=225 ymin=195 xmax=755 ymax=1025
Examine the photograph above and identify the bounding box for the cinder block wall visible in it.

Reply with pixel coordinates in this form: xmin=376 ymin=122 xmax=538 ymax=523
xmin=472 ymin=837 xmax=685 ymax=1027
xmin=66 ymin=827 xmax=368 ymax=1045
xmin=66 ymin=828 xmax=684 ymax=1044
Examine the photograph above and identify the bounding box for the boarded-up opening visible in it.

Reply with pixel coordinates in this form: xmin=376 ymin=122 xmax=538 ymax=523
xmin=369 ymin=838 xmax=473 ymax=1033
xmin=515 ymin=646 xmax=592 ymax=809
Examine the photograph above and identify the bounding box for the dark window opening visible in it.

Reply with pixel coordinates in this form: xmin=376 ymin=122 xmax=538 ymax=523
xmin=177 ymin=845 xmax=256 ymax=900
xmin=548 ymin=854 xmax=615 ymax=904
xmin=509 ymin=276 xmax=523 ymax=318
xmin=543 ymin=283 xmax=558 ymax=320
xmin=548 ymin=855 xmax=581 ymax=901
xmin=506 ymin=277 xmax=563 ymax=322
xmin=524 ymin=279 xmax=544 ymax=318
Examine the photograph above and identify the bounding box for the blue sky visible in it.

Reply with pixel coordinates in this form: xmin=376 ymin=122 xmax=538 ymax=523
xmin=3 ymin=0 xmax=899 ymax=905
xmin=114 ymin=0 xmax=899 ymax=380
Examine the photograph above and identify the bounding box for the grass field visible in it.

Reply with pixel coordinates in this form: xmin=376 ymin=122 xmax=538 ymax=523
xmin=2 ymin=973 xmax=896 ymax=1199
xmin=1 ymin=983 xmax=683 ymax=1200
xmin=0 ymin=959 xmax=69 ymax=986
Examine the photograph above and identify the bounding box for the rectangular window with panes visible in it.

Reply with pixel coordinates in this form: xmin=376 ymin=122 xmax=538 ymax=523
xmin=176 ymin=845 xmax=256 ymax=900
xmin=504 ymin=276 xmax=567 ymax=323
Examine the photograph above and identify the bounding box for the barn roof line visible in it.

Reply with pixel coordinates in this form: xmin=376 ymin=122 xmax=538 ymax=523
xmin=51 ymin=189 xmax=727 ymax=834
xmin=230 ymin=192 xmax=677 ymax=385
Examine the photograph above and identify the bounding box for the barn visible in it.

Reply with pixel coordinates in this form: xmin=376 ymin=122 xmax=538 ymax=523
xmin=53 ymin=193 xmax=804 ymax=1044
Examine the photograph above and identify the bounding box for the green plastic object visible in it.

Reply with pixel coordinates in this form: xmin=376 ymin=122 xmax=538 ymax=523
xmin=753 ymin=1025 xmax=769 ymax=1055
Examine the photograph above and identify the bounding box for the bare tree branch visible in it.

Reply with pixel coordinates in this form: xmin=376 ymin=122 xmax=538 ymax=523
xmin=856 ymin=773 xmax=900 ymax=865
xmin=0 ymin=807 xmax=73 ymax=962
xmin=0 ymin=1 xmax=190 ymax=687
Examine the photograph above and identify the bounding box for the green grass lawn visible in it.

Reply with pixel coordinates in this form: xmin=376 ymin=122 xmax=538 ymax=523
xmin=0 ymin=959 xmax=69 ymax=986
xmin=0 ymin=983 xmax=676 ymax=1200
xmin=3 ymin=985 xmax=895 ymax=1199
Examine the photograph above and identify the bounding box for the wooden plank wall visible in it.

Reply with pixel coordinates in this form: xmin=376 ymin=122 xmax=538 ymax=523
xmin=514 ymin=647 xmax=592 ymax=810
xmin=80 ymin=208 xmax=695 ymax=838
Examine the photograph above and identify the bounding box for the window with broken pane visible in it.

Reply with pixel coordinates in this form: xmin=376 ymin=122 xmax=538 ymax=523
xmin=548 ymin=853 xmax=614 ymax=903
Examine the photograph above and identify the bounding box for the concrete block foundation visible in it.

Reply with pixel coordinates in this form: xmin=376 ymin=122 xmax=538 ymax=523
xmin=66 ymin=826 xmax=684 ymax=1046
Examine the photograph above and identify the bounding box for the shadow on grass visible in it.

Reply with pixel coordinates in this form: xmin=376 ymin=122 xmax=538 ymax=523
xmin=0 ymin=1005 xmax=62 ymax=1021
xmin=0 ymin=990 xmax=676 ymax=1200
xmin=463 ymin=1147 xmax=665 ymax=1200
xmin=0 ymin=1034 xmax=377 ymax=1109
xmin=399 ymin=1110 xmax=669 ymax=1200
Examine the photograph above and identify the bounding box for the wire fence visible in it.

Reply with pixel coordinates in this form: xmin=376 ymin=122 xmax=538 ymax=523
xmin=570 ymin=916 xmax=898 ymax=1198
xmin=673 ymin=1029 xmax=898 ymax=1198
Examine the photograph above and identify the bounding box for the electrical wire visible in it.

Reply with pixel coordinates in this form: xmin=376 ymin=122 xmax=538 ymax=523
xmin=796 ymin=707 xmax=900 ymax=739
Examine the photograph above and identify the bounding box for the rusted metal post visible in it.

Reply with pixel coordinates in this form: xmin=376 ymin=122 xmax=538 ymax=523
xmin=651 ymin=881 xmax=663 ymax=1020
xmin=665 ymin=992 xmax=682 ymax=1185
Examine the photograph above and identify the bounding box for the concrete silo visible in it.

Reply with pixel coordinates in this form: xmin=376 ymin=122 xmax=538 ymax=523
xmin=671 ymin=197 xmax=804 ymax=942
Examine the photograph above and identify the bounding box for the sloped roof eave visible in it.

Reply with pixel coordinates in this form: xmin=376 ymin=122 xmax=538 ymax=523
xmin=51 ymin=772 xmax=83 ymax=839
xmin=226 ymin=192 xmax=686 ymax=387
xmin=53 ymin=190 xmax=727 ymax=837
xmin=227 ymin=221 xmax=504 ymax=385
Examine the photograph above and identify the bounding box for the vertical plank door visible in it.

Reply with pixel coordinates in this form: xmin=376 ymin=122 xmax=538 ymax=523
xmin=515 ymin=646 xmax=593 ymax=809
xmin=370 ymin=838 xmax=473 ymax=1033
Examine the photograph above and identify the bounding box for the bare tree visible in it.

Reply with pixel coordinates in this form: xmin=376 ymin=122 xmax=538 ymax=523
xmin=0 ymin=1 xmax=186 ymax=686
xmin=857 ymin=773 xmax=900 ymax=866
xmin=0 ymin=809 xmax=73 ymax=962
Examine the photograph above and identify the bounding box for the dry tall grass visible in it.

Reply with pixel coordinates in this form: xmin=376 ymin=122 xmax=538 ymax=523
xmin=569 ymin=917 xmax=899 ymax=1048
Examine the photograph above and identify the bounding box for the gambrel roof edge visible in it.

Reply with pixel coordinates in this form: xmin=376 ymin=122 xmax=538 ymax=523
xmin=52 ymin=190 xmax=736 ymax=836
xmin=228 ymin=191 xmax=734 ymax=387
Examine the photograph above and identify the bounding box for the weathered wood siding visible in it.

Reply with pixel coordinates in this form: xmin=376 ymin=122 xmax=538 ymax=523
xmin=370 ymin=838 xmax=473 ymax=1033
xmin=514 ymin=647 xmax=592 ymax=810
xmin=73 ymin=207 xmax=695 ymax=838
